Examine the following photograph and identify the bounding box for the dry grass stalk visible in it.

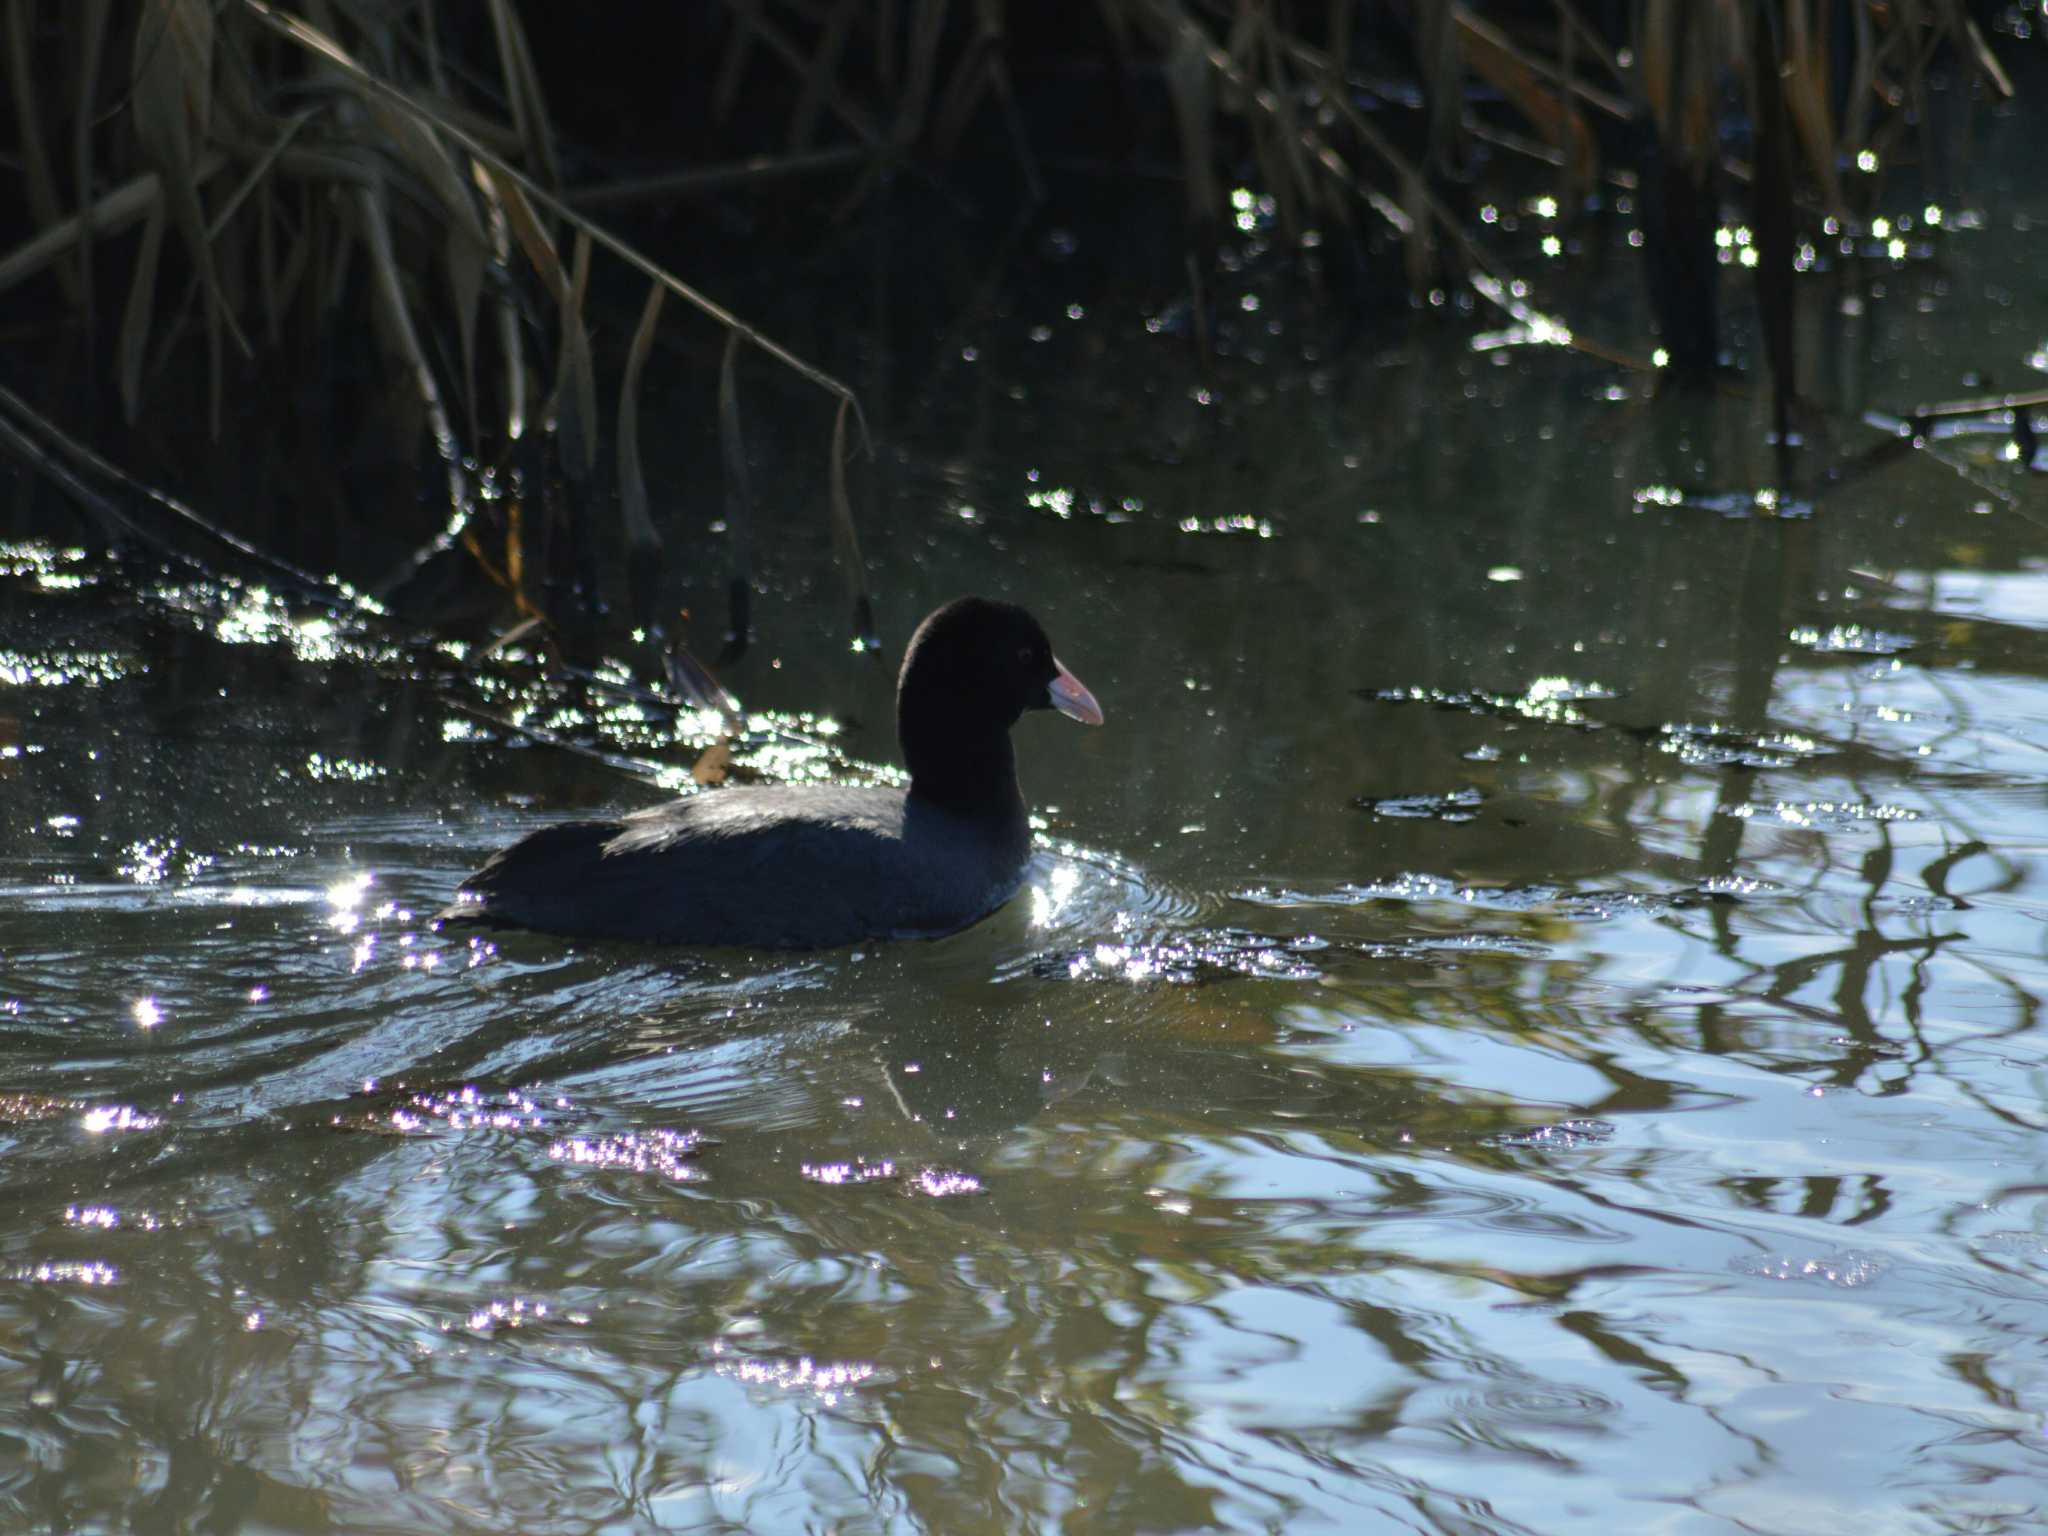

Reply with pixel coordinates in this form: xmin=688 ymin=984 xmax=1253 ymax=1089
xmin=829 ymin=398 xmax=875 ymax=649
xmin=1 ymin=0 xmax=2025 ymax=649
xmin=4 ymin=0 xmax=875 ymax=632
xmin=551 ymin=228 xmax=599 ymax=483
xmin=618 ymin=282 xmax=667 ymax=564
xmin=716 ymin=330 xmax=755 ymax=662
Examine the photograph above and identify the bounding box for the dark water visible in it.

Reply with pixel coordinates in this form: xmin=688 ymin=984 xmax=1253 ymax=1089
xmin=7 ymin=99 xmax=2048 ymax=1535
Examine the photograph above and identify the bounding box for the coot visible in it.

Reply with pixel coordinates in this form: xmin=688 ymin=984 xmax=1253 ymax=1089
xmin=439 ymin=597 xmax=1102 ymax=947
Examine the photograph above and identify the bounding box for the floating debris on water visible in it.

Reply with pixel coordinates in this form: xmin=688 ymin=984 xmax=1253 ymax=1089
xmin=1030 ymin=929 xmax=1327 ymax=984
xmin=1881 ymin=892 xmax=1964 ymax=913
xmin=711 ymin=1348 xmax=879 ymax=1406
xmin=1236 ymin=874 xmax=1469 ymax=907
xmin=1633 ymin=485 xmax=1815 ymax=519
xmin=1239 ymin=875 xmax=1582 ymax=910
xmin=1024 ymin=485 xmax=1146 ymax=526
xmin=1176 ymin=513 xmax=1276 ymax=538
xmin=1357 ymin=788 xmax=1484 ymax=821
xmin=0 ymin=540 xmax=91 ymax=583
xmin=1021 ymin=924 xmax=1543 ymax=984
xmin=1728 ymin=800 xmax=1920 ymax=829
xmin=1696 ymin=875 xmax=1781 ymax=898
xmin=1239 ymin=876 xmax=1776 ymax=920
xmin=328 ymin=1082 xmax=565 ymax=1136
xmin=302 ymin=752 xmax=386 ymax=783
xmin=1404 ymin=933 xmax=1550 ymax=960
xmin=911 ymin=1168 xmax=984 ymax=1198
xmin=799 ymin=1160 xmax=984 ymax=1197
xmin=119 ymin=839 xmax=213 ymax=885
xmin=0 ymin=647 xmax=140 ymax=688
xmin=63 ymin=1203 xmax=168 ymax=1231
xmin=1362 ymin=677 xmax=1616 ymax=730
xmin=1733 ymin=1251 xmax=1886 ymax=1288
xmin=1788 ymin=624 xmax=1917 ymax=656
xmin=549 ymin=1129 xmax=713 ymax=1182
xmin=0 ymin=1093 xmax=86 ymax=1124
xmin=801 ymin=1159 xmax=898 ymax=1186
xmin=1491 ymin=1119 xmax=1616 ymax=1149
xmin=1828 ymin=1036 xmax=1910 ymax=1058
xmin=81 ymin=1105 xmax=162 ymax=1135
xmin=8 ymin=1261 xmax=119 ymax=1286
xmin=1552 ymin=889 xmax=1687 ymax=920
xmin=1656 ymin=722 xmax=1829 ymax=769
xmin=446 ymin=1297 xmax=589 ymax=1337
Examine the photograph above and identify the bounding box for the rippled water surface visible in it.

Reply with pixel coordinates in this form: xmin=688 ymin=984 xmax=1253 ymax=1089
xmin=9 ymin=109 xmax=2048 ymax=1535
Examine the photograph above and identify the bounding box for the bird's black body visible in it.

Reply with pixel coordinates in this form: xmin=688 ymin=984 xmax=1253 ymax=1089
xmin=440 ymin=597 xmax=1101 ymax=948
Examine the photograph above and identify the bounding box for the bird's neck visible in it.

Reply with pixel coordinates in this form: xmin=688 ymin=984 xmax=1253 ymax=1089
xmin=903 ymin=722 xmax=1025 ymax=825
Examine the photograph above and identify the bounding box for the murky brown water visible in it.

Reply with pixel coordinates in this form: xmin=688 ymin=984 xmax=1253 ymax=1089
xmin=7 ymin=88 xmax=2048 ymax=1534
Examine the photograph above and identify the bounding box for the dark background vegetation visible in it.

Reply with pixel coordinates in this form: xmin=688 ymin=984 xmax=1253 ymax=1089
xmin=0 ymin=2 xmax=2029 ymax=666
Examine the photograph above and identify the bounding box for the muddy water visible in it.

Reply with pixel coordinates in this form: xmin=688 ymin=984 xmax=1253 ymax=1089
xmin=7 ymin=120 xmax=2048 ymax=1536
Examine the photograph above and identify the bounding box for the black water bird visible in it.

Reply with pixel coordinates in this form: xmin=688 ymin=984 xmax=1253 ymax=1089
xmin=440 ymin=597 xmax=1102 ymax=947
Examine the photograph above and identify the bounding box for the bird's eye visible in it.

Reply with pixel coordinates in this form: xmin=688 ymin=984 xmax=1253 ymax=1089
xmin=1017 ymin=645 xmax=1034 ymax=664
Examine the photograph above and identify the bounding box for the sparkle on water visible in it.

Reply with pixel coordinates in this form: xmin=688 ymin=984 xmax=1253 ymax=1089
xmin=82 ymin=1104 xmax=160 ymax=1133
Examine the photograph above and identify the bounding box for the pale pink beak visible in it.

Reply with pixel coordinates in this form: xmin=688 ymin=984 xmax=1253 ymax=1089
xmin=1048 ymin=659 xmax=1103 ymax=725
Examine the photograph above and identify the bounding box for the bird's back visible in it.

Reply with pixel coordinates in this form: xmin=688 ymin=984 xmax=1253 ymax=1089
xmin=442 ymin=784 xmax=1030 ymax=947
